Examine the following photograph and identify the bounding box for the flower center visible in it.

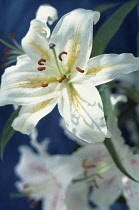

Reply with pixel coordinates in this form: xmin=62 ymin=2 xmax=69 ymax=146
xmin=37 ymin=43 xmax=85 ymax=87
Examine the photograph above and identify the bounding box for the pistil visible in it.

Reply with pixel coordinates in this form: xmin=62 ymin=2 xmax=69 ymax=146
xmin=49 ymin=43 xmax=63 ymax=76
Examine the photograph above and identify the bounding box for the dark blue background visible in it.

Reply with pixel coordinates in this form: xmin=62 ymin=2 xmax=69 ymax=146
xmin=0 ymin=0 xmax=138 ymax=209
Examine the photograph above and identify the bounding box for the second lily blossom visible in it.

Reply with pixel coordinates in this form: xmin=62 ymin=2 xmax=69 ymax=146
xmin=0 ymin=7 xmax=139 ymax=143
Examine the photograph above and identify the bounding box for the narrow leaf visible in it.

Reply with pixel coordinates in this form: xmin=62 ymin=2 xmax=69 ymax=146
xmin=100 ymin=88 xmax=139 ymax=182
xmin=91 ymin=0 xmax=139 ymax=57
xmin=104 ymin=138 xmax=139 ymax=183
xmin=94 ymin=3 xmax=119 ymax=13
xmin=0 ymin=107 xmax=20 ymax=159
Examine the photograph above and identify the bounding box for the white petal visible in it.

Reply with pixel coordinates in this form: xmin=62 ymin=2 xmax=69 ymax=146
xmin=31 ymin=19 xmax=51 ymax=39
xmin=0 ymin=55 xmax=57 ymax=106
xmin=122 ymin=175 xmax=139 ymax=210
xmin=59 ymin=118 xmax=87 ymax=146
xmin=15 ymin=146 xmax=52 ymax=200
xmin=50 ymin=9 xmax=100 ymax=72
xmin=12 ymin=98 xmax=57 ymax=134
xmin=91 ymin=169 xmax=122 ymax=207
xmin=50 ymin=156 xmax=83 ymax=188
xmin=85 ymin=53 xmax=139 ymax=86
xmin=22 ymin=19 xmax=53 ymax=61
xmin=42 ymin=192 xmax=67 ymax=210
xmin=36 ymin=4 xmax=58 ymax=25
xmin=58 ymin=82 xmax=109 ymax=143
xmin=66 ymin=182 xmax=90 ymax=210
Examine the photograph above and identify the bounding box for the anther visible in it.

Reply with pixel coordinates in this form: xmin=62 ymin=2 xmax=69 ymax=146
xmin=29 ymin=200 xmax=38 ymax=208
xmin=96 ymin=173 xmax=103 ymax=179
xmin=49 ymin=43 xmax=56 ymax=49
xmin=1 ymin=57 xmax=7 ymax=61
xmin=4 ymin=47 xmax=10 ymax=57
xmin=76 ymin=67 xmax=84 ymax=73
xmin=58 ymin=51 xmax=67 ymax=61
xmin=38 ymin=59 xmax=46 ymax=65
xmin=37 ymin=67 xmax=46 ymax=71
xmin=8 ymin=33 xmax=15 ymax=40
xmin=58 ymin=75 xmax=66 ymax=83
xmin=82 ymin=159 xmax=96 ymax=169
xmin=87 ymin=179 xmax=99 ymax=189
xmin=41 ymin=83 xmax=48 ymax=87
xmin=23 ymin=184 xmax=29 ymax=189
xmin=0 ymin=65 xmax=6 ymax=69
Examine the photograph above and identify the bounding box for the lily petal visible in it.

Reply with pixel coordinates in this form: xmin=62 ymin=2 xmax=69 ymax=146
xmin=0 ymin=55 xmax=57 ymax=106
xmin=85 ymin=53 xmax=139 ymax=86
xmin=36 ymin=4 xmax=58 ymax=25
xmin=91 ymin=169 xmax=122 ymax=208
xmin=50 ymin=9 xmax=100 ymax=72
xmin=12 ymin=98 xmax=57 ymax=134
xmin=58 ymin=82 xmax=109 ymax=143
xmin=22 ymin=19 xmax=53 ymax=62
xmin=66 ymin=182 xmax=90 ymax=210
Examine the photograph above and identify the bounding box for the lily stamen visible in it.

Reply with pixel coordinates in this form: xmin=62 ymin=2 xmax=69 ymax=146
xmin=8 ymin=33 xmax=15 ymax=40
xmin=58 ymin=75 xmax=66 ymax=83
xmin=82 ymin=159 xmax=96 ymax=169
xmin=76 ymin=67 xmax=84 ymax=73
xmin=87 ymin=179 xmax=99 ymax=189
xmin=58 ymin=51 xmax=67 ymax=61
xmin=41 ymin=83 xmax=49 ymax=87
xmin=37 ymin=67 xmax=46 ymax=71
xmin=38 ymin=59 xmax=46 ymax=65
xmin=96 ymin=173 xmax=103 ymax=179
xmin=29 ymin=200 xmax=38 ymax=208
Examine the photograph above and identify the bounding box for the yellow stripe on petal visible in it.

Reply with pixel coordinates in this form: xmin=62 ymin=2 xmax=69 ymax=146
xmin=28 ymin=36 xmax=50 ymax=61
xmin=21 ymin=98 xmax=54 ymax=130
xmin=86 ymin=66 xmax=103 ymax=75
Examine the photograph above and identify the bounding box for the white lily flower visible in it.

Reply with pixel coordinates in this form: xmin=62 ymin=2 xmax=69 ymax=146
xmin=15 ymin=143 xmax=83 ymax=210
xmin=1 ymin=9 xmax=139 ymax=143
xmin=73 ymin=108 xmax=139 ymax=210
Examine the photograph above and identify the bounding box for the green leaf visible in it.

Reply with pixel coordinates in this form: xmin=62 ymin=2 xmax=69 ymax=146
xmin=94 ymin=3 xmax=119 ymax=13
xmin=104 ymin=138 xmax=139 ymax=183
xmin=0 ymin=107 xmax=20 ymax=159
xmin=91 ymin=0 xmax=139 ymax=57
xmin=100 ymin=88 xmax=139 ymax=183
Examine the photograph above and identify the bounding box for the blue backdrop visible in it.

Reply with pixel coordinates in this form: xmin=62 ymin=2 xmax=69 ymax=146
xmin=0 ymin=0 xmax=138 ymax=209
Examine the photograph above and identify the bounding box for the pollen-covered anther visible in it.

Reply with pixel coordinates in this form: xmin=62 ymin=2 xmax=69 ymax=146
xmin=96 ymin=173 xmax=103 ymax=179
xmin=37 ymin=67 xmax=46 ymax=71
xmin=82 ymin=159 xmax=96 ymax=169
xmin=58 ymin=51 xmax=67 ymax=61
xmin=38 ymin=58 xmax=46 ymax=65
xmin=0 ymin=65 xmax=6 ymax=69
xmin=8 ymin=33 xmax=15 ymax=40
xmin=58 ymin=75 xmax=66 ymax=83
xmin=29 ymin=200 xmax=38 ymax=208
xmin=2 ymin=57 xmax=8 ymax=61
xmin=41 ymin=83 xmax=49 ymax=87
xmin=87 ymin=179 xmax=99 ymax=189
xmin=76 ymin=67 xmax=84 ymax=73
xmin=4 ymin=47 xmax=10 ymax=57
